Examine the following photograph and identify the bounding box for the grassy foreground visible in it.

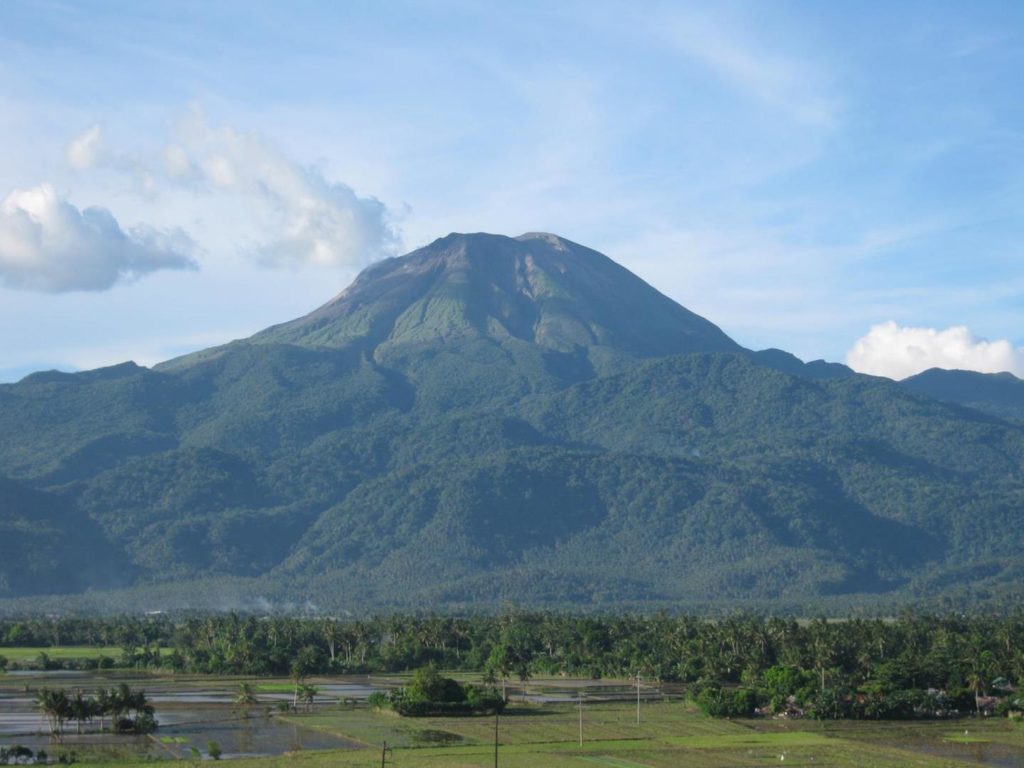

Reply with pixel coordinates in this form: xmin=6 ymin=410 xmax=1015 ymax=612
xmin=125 ymin=700 xmax=1024 ymax=767
xmin=4 ymin=670 xmax=1020 ymax=766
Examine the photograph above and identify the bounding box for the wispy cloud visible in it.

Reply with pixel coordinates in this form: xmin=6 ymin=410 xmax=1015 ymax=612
xmin=65 ymin=123 xmax=157 ymax=195
xmin=66 ymin=124 xmax=103 ymax=170
xmin=2 ymin=2 xmax=1021 ymax=377
xmin=655 ymin=7 xmax=839 ymax=127
xmin=64 ymin=107 xmax=403 ymax=271
xmin=165 ymin=106 xmax=401 ymax=269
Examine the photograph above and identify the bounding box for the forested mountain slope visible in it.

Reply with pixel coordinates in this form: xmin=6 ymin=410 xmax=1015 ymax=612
xmin=1 ymin=233 xmax=1022 ymax=610
xmin=901 ymin=368 xmax=1024 ymax=423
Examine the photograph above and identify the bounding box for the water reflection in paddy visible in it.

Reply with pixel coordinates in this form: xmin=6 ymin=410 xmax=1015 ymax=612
xmin=905 ymin=740 xmax=1024 ymax=768
xmin=0 ymin=715 xmax=360 ymax=759
xmin=0 ymin=672 xmax=376 ymax=759
xmin=155 ymin=713 xmax=362 ymax=758
xmin=795 ymin=719 xmax=1024 ymax=768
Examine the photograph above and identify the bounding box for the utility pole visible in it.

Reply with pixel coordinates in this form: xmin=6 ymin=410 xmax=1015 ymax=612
xmin=380 ymin=741 xmax=391 ymax=768
xmin=636 ymin=673 xmax=641 ymax=725
xmin=578 ymin=690 xmax=583 ymax=748
xmin=494 ymin=710 xmax=499 ymax=768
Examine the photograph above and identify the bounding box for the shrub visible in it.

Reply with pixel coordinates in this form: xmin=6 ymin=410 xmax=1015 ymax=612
xmin=134 ymin=712 xmax=157 ymax=734
xmin=0 ymin=745 xmax=34 ymax=762
xmin=35 ymin=653 xmax=62 ymax=671
xmin=465 ymin=685 xmax=505 ymax=712
xmin=695 ymin=685 xmax=758 ymax=718
xmin=760 ymin=665 xmax=815 ymax=705
xmin=407 ymin=666 xmax=466 ymax=704
xmin=808 ymin=688 xmax=853 ymax=720
xmin=390 ymin=667 xmax=505 ymax=717
xmin=995 ymin=697 xmax=1023 ymax=717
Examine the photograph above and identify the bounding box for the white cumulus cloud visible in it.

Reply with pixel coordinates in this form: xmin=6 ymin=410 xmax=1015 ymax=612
xmin=845 ymin=321 xmax=1024 ymax=380
xmin=0 ymin=184 xmax=198 ymax=292
xmin=166 ymin=107 xmax=400 ymax=268
xmin=163 ymin=143 xmax=197 ymax=181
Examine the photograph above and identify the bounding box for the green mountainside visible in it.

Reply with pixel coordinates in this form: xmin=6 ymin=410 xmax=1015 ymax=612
xmin=1 ymin=232 xmax=1022 ymax=611
xmin=901 ymin=367 xmax=1024 ymax=423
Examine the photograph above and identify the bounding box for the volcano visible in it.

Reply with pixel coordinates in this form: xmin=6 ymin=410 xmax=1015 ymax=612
xmin=2 ymin=232 xmax=1023 ymax=611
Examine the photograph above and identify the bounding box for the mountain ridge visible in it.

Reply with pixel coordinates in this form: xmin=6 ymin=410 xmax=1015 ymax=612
xmin=901 ymin=367 xmax=1024 ymax=423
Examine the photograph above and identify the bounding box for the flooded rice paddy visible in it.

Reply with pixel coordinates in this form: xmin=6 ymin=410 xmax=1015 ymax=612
xmin=0 ymin=670 xmax=372 ymax=759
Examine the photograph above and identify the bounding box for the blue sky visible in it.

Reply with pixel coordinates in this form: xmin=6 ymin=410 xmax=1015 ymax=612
xmin=1 ymin=0 xmax=1022 ymax=381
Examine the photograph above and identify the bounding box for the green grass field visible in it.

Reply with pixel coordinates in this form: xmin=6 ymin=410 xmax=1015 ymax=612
xmin=0 ymin=646 xmax=125 ymax=661
xmin=255 ymin=683 xmax=298 ymax=693
xmin=255 ymin=700 xmax=1021 ymax=767
xmin=0 ymin=646 xmax=176 ymax=662
xmin=4 ymin=668 xmax=1021 ymax=767
xmin=66 ymin=698 xmax=1022 ymax=768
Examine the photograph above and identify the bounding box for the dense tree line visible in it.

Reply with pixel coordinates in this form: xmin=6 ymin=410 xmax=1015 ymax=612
xmin=0 ymin=616 xmax=167 ymax=650
xmin=2 ymin=613 xmax=1022 ymax=720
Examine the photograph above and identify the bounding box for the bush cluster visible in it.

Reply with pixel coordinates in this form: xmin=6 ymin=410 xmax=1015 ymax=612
xmin=372 ymin=666 xmax=505 ymax=717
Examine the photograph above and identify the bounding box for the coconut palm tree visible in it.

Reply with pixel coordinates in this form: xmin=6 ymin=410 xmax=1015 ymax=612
xmin=964 ymin=647 xmax=994 ymax=715
xmin=109 ymin=683 xmax=131 ymax=729
xmin=321 ymin=620 xmax=342 ymax=665
xmin=297 ymin=684 xmax=319 ymax=712
xmin=235 ymin=681 xmax=259 ymax=706
xmin=486 ymin=646 xmax=511 ymax=702
xmin=68 ymin=689 xmax=96 ymax=735
xmin=128 ymin=687 xmax=153 ymax=724
xmin=108 ymin=683 xmax=153 ymax=732
xmin=94 ymin=687 xmax=113 ymax=731
xmin=35 ymin=688 xmax=70 ymax=737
